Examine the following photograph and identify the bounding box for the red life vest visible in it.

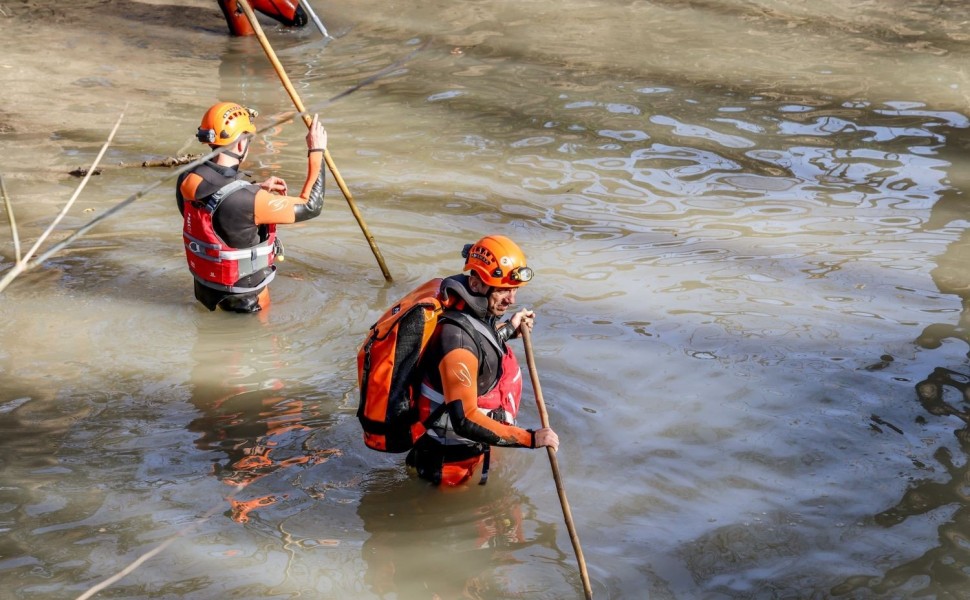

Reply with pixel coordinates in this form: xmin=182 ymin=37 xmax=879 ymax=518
xmin=476 ymin=348 xmax=523 ymax=422
xmin=182 ymin=179 xmax=277 ymax=293
xmin=219 ymin=0 xmax=305 ymax=36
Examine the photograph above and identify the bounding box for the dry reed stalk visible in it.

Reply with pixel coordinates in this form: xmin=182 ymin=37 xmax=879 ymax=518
xmin=0 ymin=175 xmax=21 ymax=262
xmin=74 ymin=483 xmax=246 ymax=600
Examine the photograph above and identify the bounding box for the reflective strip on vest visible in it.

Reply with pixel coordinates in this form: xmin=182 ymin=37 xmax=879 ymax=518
xmin=419 ymin=383 xmax=511 ymax=448
xmin=195 ymin=266 xmax=277 ymax=294
xmin=420 ymin=382 xmax=488 ymax=447
xmin=185 ymin=230 xmax=274 ymax=262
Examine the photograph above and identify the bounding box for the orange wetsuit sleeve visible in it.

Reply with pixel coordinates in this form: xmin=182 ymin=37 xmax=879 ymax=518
xmin=253 ymin=150 xmax=326 ymax=225
xmin=439 ymin=347 xmax=534 ymax=448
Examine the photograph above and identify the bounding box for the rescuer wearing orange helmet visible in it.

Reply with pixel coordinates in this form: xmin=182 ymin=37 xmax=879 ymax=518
xmin=406 ymin=235 xmax=559 ymax=486
xmin=217 ymin=0 xmax=307 ymax=36
xmin=176 ymin=101 xmax=328 ymax=313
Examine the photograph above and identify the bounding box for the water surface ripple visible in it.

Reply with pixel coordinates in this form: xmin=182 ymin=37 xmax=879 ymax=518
xmin=2 ymin=1 xmax=970 ymax=598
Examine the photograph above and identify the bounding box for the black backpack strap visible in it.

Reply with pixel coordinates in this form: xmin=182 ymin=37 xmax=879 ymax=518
xmin=202 ymin=179 xmax=251 ymax=214
xmin=417 ymin=401 xmax=448 ymax=433
xmin=479 ymin=447 xmax=491 ymax=485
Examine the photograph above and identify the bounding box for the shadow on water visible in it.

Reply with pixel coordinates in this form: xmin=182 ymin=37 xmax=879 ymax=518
xmin=13 ymin=0 xmax=227 ymax=35
xmin=323 ymin=0 xmax=970 ymax=129
xmin=831 ymin=186 xmax=970 ymax=597
xmin=640 ymin=0 xmax=970 ymax=56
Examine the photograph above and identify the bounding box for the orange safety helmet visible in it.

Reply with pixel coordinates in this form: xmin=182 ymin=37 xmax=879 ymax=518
xmin=462 ymin=235 xmax=534 ymax=288
xmin=197 ymin=102 xmax=258 ymax=146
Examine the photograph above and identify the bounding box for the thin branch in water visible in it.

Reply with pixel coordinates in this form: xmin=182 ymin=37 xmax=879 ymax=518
xmin=73 ymin=484 xmax=246 ymax=600
xmin=0 ymin=175 xmax=21 ymax=262
xmin=68 ymin=166 xmax=103 ymax=177
xmin=24 ymin=109 xmax=126 ymax=263
xmin=321 ymin=39 xmax=431 ymax=106
xmin=31 ymin=144 xmax=231 ymax=268
xmin=0 ymin=108 xmax=126 ymax=294
xmin=137 ymin=154 xmax=205 ymax=168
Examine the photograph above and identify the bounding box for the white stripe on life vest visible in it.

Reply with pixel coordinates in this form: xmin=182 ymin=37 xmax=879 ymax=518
xmin=420 ymin=383 xmax=445 ymax=407
xmin=218 ymin=244 xmax=274 ymax=260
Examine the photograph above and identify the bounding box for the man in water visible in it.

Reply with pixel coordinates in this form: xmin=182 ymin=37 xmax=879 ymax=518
xmin=217 ymin=0 xmax=307 ymax=36
xmin=176 ymin=102 xmax=327 ymax=313
xmin=407 ymin=235 xmax=560 ymax=486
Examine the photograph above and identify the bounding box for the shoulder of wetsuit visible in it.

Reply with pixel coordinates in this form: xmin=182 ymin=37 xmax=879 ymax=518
xmin=439 ymin=310 xmax=505 ymax=372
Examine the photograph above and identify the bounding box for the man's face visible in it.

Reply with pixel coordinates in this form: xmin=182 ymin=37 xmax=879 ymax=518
xmin=487 ymin=286 xmax=517 ymax=317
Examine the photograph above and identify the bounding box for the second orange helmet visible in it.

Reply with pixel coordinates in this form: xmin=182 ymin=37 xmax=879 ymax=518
xmin=197 ymin=102 xmax=257 ymax=146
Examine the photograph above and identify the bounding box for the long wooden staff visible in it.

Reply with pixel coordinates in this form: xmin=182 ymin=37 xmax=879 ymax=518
xmin=521 ymin=327 xmax=594 ymax=599
xmin=239 ymin=0 xmax=392 ymax=281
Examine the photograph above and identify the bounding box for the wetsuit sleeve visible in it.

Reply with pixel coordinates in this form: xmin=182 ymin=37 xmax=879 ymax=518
xmin=175 ymin=175 xmax=186 ymax=216
xmin=439 ymin=347 xmax=534 ymax=448
xmin=177 ymin=171 xmax=205 ymax=217
xmin=252 ymin=150 xmax=325 ymax=225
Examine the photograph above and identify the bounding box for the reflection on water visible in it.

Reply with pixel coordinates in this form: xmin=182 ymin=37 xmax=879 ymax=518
xmin=833 ymin=365 xmax=970 ymax=598
xmin=357 ymin=463 xmax=572 ymax=599
xmin=832 ymin=194 xmax=970 ymax=598
xmin=186 ymin=318 xmax=341 ymax=523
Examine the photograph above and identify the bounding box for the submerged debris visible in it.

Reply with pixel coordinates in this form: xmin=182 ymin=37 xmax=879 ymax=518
xmin=69 ymin=166 xmax=102 ymax=177
xmin=68 ymin=154 xmax=204 ymax=177
xmin=136 ymin=154 xmax=204 ymax=168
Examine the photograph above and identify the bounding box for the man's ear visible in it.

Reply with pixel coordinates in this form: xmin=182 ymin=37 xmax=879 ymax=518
xmin=467 ymin=271 xmax=481 ymax=293
xmin=468 ymin=272 xmax=490 ymax=295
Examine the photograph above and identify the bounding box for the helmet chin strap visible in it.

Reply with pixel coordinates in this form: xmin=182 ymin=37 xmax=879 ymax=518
xmin=224 ymin=136 xmax=251 ymax=161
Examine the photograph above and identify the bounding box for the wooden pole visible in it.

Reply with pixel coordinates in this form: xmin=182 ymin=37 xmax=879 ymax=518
xmin=521 ymin=327 xmax=594 ymax=599
xmin=239 ymin=0 xmax=392 ymax=281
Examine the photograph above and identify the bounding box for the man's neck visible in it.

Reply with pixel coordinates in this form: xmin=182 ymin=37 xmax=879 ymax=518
xmin=213 ymin=154 xmax=241 ymax=169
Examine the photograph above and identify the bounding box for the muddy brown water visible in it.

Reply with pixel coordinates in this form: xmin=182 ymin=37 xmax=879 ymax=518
xmin=3 ymin=1 xmax=970 ymax=598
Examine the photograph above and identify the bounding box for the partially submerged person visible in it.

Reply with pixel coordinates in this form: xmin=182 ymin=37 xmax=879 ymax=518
xmin=407 ymin=235 xmax=559 ymax=486
xmin=217 ymin=0 xmax=307 ymax=36
xmin=176 ymin=102 xmax=327 ymax=313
